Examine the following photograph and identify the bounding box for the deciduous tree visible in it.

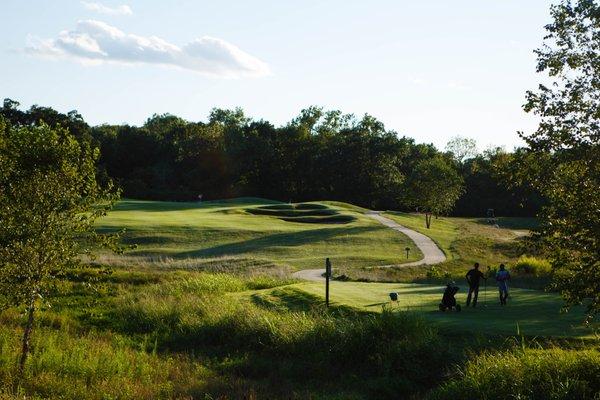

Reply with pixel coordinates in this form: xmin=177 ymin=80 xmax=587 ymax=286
xmin=0 ymin=118 xmax=118 ymax=376
xmin=445 ymin=136 xmax=478 ymax=163
xmin=404 ymin=156 xmax=464 ymax=228
xmin=521 ymin=0 xmax=600 ymax=319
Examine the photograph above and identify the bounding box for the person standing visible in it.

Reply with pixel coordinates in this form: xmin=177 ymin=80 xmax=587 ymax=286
xmin=465 ymin=262 xmax=485 ymax=307
xmin=495 ymin=264 xmax=511 ymax=305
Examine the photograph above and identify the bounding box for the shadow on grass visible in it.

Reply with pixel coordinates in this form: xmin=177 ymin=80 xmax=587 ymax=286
xmin=250 ymin=287 xmax=325 ymax=312
xmin=492 ymin=239 xmax=525 ymax=257
xmin=111 ymin=198 xmax=278 ymax=213
xmin=473 ymin=217 xmax=539 ymax=230
xmin=139 ymin=226 xmax=378 ymax=259
xmin=365 ymin=302 xmax=388 ymax=307
xmin=251 ymin=286 xmax=360 ymax=316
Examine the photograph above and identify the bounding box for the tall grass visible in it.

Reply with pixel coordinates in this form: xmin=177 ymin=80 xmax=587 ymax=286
xmin=0 ymin=268 xmax=455 ymax=398
xmin=4 ymin=267 xmax=595 ymax=399
xmin=0 ymin=327 xmax=210 ymax=399
xmin=111 ymin=276 xmax=452 ymax=396
xmin=429 ymin=348 xmax=600 ymax=400
xmin=0 ymin=270 xmax=305 ymax=399
xmin=88 ymin=254 xmax=293 ymax=277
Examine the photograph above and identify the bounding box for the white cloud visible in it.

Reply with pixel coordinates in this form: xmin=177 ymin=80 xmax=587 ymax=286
xmin=409 ymin=77 xmax=427 ymax=85
xmin=24 ymin=20 xmax=270 ymax=78
xmin=447 ymin=80 xmax=469 ymax=90
xmin=81 ymin=1 xmax=133 ymax=16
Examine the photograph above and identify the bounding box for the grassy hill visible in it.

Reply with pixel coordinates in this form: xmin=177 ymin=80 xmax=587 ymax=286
xmin=95 ymin=200 xmax=596 ymax=339
xmin=1 ymin=198 xmax=597 ymax=399
xmin=258 ymin=281 xmax=596 ymax=338
xmin=333 ymin=211 xmax=542 ymax=286
xmin=96 ymin=198 xmax=422 ymax=270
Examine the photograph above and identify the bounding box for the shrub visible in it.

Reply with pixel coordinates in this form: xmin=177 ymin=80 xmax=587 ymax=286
xmin=429 ymin=348 xmax=600 ymax=400
xmin=426 ymin=266 xmax=451 ymax=281
xmin=513 ymin=256 xmax=552 ymax=276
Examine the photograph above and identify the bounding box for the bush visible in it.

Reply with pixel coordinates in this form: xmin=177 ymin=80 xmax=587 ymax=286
xmin=429 ymin=348 xmax=600 ymax=400
xmin=513 ymin=256 xmax=552 ymax=276
xmin=426 ymin=266 xmax=451 ymax=281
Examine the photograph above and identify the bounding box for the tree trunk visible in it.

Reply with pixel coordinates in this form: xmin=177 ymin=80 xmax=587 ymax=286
xmin=425 ymin=213 xmax=432 ymax=229
xmin=17 ymin=291 xmax=37 ymax=378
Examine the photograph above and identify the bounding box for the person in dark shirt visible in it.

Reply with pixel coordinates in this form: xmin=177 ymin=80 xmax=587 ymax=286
xmin=465 ymin=262 xmax=486 ymax=307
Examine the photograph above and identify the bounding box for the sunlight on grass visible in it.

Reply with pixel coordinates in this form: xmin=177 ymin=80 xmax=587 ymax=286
xmin=292 ymin=281 xmax=598 ymax=338
xmin=96 ymin=199 xmax=422 ymax=270
xmin=384 ymin=212 xmax=459 ymax=258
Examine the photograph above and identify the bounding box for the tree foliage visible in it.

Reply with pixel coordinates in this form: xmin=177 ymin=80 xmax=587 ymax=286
xmin=521 ymin=0 xmax=600 ymax=319
xmin=1 ymin=101 xmax=541 ymax=217
xmin=445 ymin=136 xmax=478 ymax=163
xmin=0 ymin=117 xmax=118 ymax=372
xmin=404 ymin=156 xmax=464 ymax=228
xmin=454 ymin=147 xmax=545 ymax=217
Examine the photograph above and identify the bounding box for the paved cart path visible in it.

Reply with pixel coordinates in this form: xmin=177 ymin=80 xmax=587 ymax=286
xmin=293 ymin=211 xmax=446 ymax=281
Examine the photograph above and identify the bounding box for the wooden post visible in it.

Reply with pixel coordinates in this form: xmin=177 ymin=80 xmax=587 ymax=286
xmin=325 ymin=258 xmax=331 ymax=307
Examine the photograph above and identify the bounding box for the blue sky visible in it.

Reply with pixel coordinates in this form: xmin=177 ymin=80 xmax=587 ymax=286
xmin=1 ymin=1 xmax=554 ymax=150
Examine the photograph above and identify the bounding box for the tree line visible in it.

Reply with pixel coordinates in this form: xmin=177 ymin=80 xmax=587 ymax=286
xmin=0 ymin=100 xmax=542 ymax=217
xmin=0 ymin=1 xmax=598 ymax=378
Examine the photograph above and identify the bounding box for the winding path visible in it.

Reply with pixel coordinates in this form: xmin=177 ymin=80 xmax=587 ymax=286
xmin=292 ymin=211 xmax=446 ymax=281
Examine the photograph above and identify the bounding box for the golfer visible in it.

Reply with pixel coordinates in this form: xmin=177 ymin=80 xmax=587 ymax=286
xmin=465 ymin=262 xmax=486 ymax=307
xmin=495 ymin=264 xmax=511 ymax=305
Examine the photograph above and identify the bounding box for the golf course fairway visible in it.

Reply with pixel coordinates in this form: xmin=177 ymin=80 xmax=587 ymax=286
xmin=100 ymin=199 xmax=599 ymax=339
xmin=96 ymin=198 xmax=422 ymax=270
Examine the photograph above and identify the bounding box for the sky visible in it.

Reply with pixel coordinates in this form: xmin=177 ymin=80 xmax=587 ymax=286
xmin=1 ymin=0 xmax=555 ymax=150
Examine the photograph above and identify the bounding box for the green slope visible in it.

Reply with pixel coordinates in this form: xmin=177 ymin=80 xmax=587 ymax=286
xmin=96 ymin=198 xmax=422 ymax=270
xmin=258 ymin=281 xmax=597 ymax=338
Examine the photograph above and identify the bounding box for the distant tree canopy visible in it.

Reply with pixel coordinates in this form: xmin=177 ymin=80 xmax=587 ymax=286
xmin=445 ymin=135 xmax=478 ymax=163
xmin=0 ymin=100 xmax=543 ymax=217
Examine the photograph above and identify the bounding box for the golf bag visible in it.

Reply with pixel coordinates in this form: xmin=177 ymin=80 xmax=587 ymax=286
xmin=439 ymin=283 xmax=461 ymax=312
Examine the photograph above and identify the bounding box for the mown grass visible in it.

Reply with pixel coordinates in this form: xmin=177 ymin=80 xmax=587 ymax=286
xmin=335 ymin=212 xmax=547 ymax=288
xmin=96 ymin=199 xmax=421 ymax=270
xmin=386 ymin=213 xmax=460 ymax=259
xmin=286 ymin=281 xmax=598 ymax=338
xmin=246 ymin=202 xmax=357 ymax=224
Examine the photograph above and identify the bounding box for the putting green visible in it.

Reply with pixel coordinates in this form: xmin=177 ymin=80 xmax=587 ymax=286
xmin=292 ymin=281 xmax=598 ymax=338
